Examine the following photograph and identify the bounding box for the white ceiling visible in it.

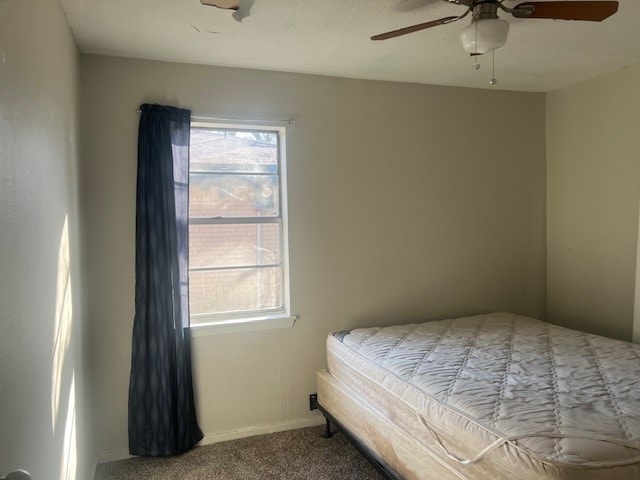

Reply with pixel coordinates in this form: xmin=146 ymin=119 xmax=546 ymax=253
xmin=61 ymin=0 xmax=640 ymax=92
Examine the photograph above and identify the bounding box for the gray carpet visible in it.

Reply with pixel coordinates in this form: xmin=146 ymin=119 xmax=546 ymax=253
xmin=95 ymin=426 xmax=384 ymax=479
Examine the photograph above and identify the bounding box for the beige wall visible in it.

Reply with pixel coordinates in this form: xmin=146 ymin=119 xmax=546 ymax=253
xmin=0 ymin=0 xmax=94 ymax=479
xmin=546 ymin=63 xmax=640 ymax=342
xmin=80 ymin=55 xmax=547 ymax=457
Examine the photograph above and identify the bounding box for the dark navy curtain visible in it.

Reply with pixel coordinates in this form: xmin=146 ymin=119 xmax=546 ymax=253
xmin=128 ymin=104 xmax=203 ymax=456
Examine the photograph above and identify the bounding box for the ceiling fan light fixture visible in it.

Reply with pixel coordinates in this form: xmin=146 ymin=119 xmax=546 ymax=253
xmin=460 ymin=18 xmax=510 ymax=55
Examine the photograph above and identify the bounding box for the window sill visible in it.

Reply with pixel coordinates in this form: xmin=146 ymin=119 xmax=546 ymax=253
xmin=190 ymin=314 xmax=298 ymax=337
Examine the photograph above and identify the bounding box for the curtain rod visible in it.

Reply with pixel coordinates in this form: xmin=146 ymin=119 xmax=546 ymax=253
xmin=135 ymin=109 xmax=296 ymax=126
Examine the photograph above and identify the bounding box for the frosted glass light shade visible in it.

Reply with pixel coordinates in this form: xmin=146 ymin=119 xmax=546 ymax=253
xmin=460 ymin=18 xmax=510 ymax=54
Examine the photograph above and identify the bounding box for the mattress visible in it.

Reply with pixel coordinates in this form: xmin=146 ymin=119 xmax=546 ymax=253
xmin=323 ymin=313 xmax=640 ymax=479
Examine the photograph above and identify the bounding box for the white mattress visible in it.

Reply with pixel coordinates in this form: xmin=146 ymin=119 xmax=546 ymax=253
xmin=326 ymin=313 xmax=640 ymax=479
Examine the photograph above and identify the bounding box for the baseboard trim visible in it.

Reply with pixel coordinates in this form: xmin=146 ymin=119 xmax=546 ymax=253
xmin=199 ymin=415 xmax=325 ymax=446
xmin=97 ymin=449 xmax=132 ymax=464
xmin=96 ymin=415 xmax=325 ymax=464
xmin=91 ymin=456 xmax=98 ymax=480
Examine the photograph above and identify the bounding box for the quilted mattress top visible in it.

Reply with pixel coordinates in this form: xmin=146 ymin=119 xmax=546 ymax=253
xmin=332 ymin=313 xmax=640 ymax=467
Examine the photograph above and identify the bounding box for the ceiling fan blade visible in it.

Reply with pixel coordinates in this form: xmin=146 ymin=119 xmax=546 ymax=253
xmin=443 ymin=0 xmax=474 ymax=5
xmin=371 ymin=16 xmax=459 ymax=40
xmin=511 ymin=1 xmax=618 ymax=21
xmin=201 ymin=0 xmax=240 ymax=10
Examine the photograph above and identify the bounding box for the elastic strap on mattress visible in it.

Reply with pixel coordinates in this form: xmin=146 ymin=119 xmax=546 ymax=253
xmin=417 ymin=414 xmax=640 ymax=467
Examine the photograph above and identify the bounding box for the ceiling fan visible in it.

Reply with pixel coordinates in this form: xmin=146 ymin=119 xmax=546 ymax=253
xmin=371 ymin=1 xmax=619 ymax=55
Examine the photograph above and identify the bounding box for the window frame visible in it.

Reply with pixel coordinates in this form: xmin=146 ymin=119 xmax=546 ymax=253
xmin=188 ymin=120 xmax=294 ymax=334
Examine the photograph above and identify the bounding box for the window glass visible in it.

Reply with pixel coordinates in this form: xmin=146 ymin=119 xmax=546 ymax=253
xmin=188 ymin=126 xmax=288 ymax=323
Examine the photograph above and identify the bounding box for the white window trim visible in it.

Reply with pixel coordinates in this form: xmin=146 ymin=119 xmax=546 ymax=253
xmin=190 ymin=313 xmax=298 ymax=337
xmin=189 ymin=121 xmax=296 ymax=336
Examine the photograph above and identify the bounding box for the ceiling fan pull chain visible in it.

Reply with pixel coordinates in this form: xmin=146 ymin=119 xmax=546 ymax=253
xmin=489 ymin=51 xmax=498 ymax=85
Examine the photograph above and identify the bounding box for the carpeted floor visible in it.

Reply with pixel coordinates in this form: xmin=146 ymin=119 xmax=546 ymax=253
xmin=95 ymin=426 xmax=384 ymax=479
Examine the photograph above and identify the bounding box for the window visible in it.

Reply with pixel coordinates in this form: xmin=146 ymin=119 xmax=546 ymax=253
xmin=188 ymin=123 xmax=291 ymax=328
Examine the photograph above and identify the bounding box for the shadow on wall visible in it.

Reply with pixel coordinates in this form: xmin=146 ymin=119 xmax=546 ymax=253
xmin=51 ymin=215 xmax=78 ymax=480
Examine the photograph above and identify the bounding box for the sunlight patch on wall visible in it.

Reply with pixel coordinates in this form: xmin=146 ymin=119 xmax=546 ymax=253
xmin=52 ymin=216 xmax=73 ymax=431
xmin=59 ymin=372 xmax=77 ymax=480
